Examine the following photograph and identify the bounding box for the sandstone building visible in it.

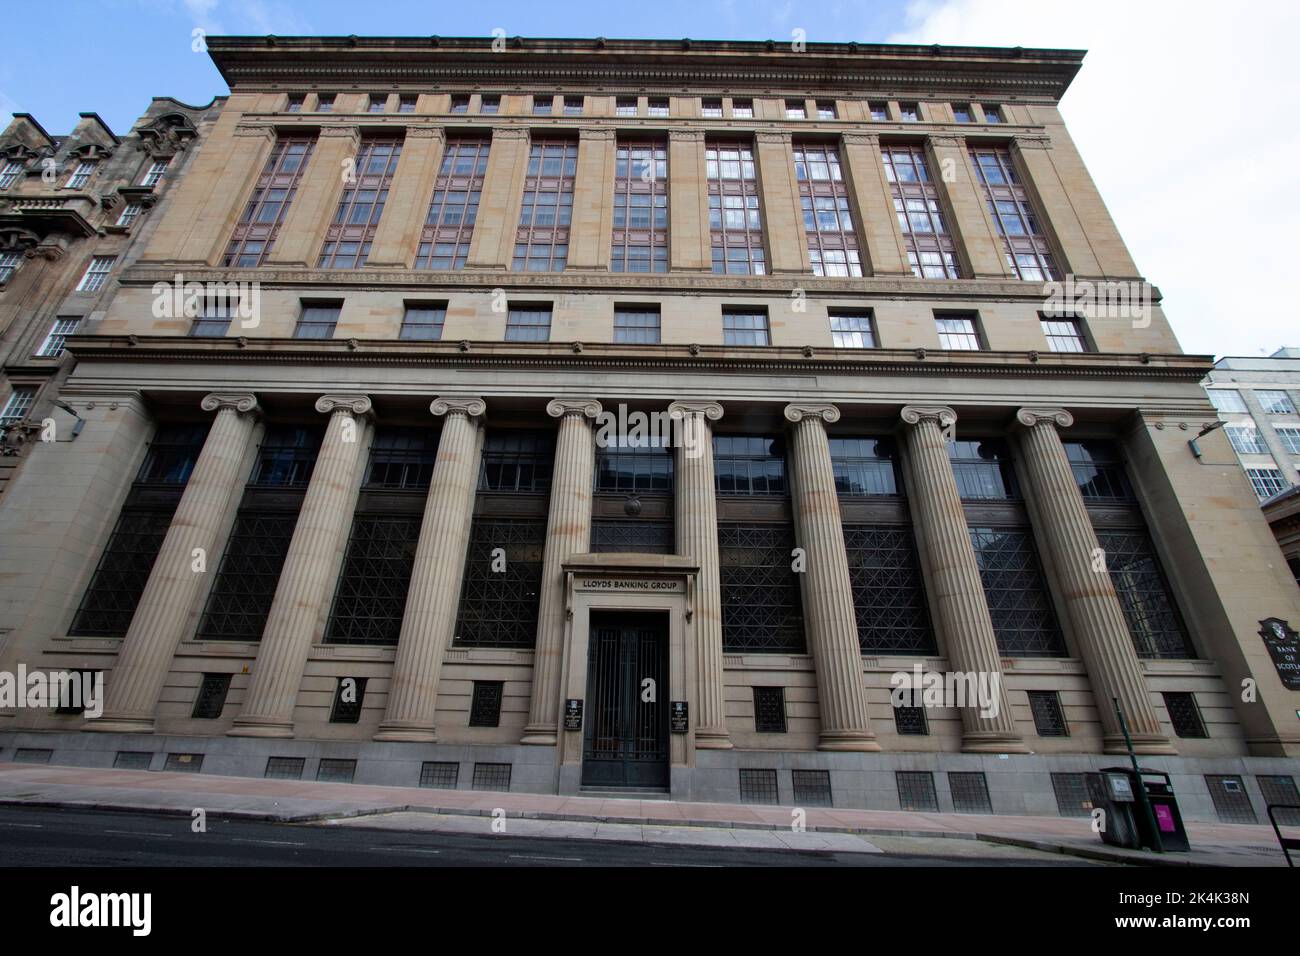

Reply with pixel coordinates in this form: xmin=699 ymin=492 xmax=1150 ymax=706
xmin=0 ymin=36 xmax=1297 ymax=822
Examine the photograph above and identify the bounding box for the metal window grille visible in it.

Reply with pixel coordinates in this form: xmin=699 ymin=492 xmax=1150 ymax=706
xmin=969 ymin=146 xmax=1058 ymax=281
xmin=948 ymin=439 xmax=1018 ymax=499
xmin=1041 ymin=318 xmax=1089 ymax=353
xmin=969 ymin=527 xmax=1067 ymax=656
xmin=1028 ymin=690 xmax=1068 ymax=736
xmin=731 ymin=99 xmax=753 ymax=118
xmin=0 ymin=160 xmax=23 ymax=189
xmin=611 ymin=139 xmax=669 ymax=273
xmin=66 ymin=160 xmax=97 ymax=189
xmin=843 ymin=525 xmax=935 ymax=653
xmin=595 ymin=441 xmax=672 ymax=493
xmin=76 ymin=255 xmax=115 ymax=292
xmin=828 ymin=311 xmax=876 ymax=349
xmin=365 ymin=427 xmax=439 ymax=490
xmin=399 ymin=304 xmax=446 ymax=340
xmin=191 ymin=674 xmax=232 ymax=719
xmin=115 ymin=202 xmax=143 ymax=228
xmin=114 ymin=752 xmax=152 ymax=770
xmin=34 ymin=317 xmax=80 ymax=358
xmin=1064 ymin=441 xmax=1135 ymax=501
xmin=318 ymin=138 xmax=402 ymax=268
xmin=792 ymin=770 xmax=832 ymax=807
xmin=472 ymin=762 xmax=512 ymax=791
xmin=196 ymin=513 xmax=298 ymax=640
xmin=316 ymin=758 xmax=357 ymax=783
xmin=1247 ymin=467 xmax=1289 ymax=499
xmin=1099 ymin=530 xmax=1194 ymax=659
xmin=0 ymin=251 xmax=21 ymax=283
xmin=329 ymin=677 xmax=367 ymax=723
xmin=141 ymin=159 xmax=169 ymax=186
xmin=52 ymin=669 xmax=98 ymax=714
xmin=949 ymin=772 xmax=992 ymax=813
xmin=265 ymin=757 xmax=305 ymax=779
xmin=469 ymin=681 xmax=505 ymax=727
xmin=721 ymin=310 xmax=769 ymax=346
xmin=1050 ymin=772 xmax=1092 ymax=817
xmin=829 ymin=438 xmax=899 ymax=495
xmin=294 ymin=303 xmax=341 ymax=339
xmin=455 ymin=517 xmax=546 ymax=647
xmin=613 ymin=307 xmax=662 ymax=343
xmin=164 ymin=753 xmax=203 ymax=773
xmin=1258 ymin=775 xmax=1300 ymax=826
xmin=513 ymin=140 xmax=576 ymax=271
xmin=707 ymin=140 xmax=766 ymax=275
xmin=479 ymin=429 xmax=555 ymax=492
xmin=591 ymin=519 xmax=674 ymax=554
xmin=935 ymin=314 xmax=982 ymax=350
xmin=896 ymin=771 xmax=938 ymax=811
xmin=1207 ymin=389 xmax=1248 ymax=414
xmin=1162 ymin=692 xmax=1207 ymax=738
xmin=1205 ymin=775 xmax=1258 ymax=824
xmin=416 ymin=138 xmax=488 ymax=270
xmin=795 ymin=142 xmax=861 ymax=277
xmin=753 ymin=686 xmax=787 ymax=733
xmin=1257 ymin=389 xmax=1296 ymax=414
xmin=69 ymin=508 xmax=177 ymax=636
xmin=714 ymin=435 xmax=786 ymax=495
xmin=15 ymin=748 xmax=53 ymax=764
xmin=420 ymin=762 xmax=460 ymax=789
xmin=223 ymin=137 xmax=315 ymax=266
xmin=893 ymin=704 xmax=929 ymax=735
xmin=739 ymin=768 xmax=779 ymax=804
xmin=719 ymin=523 xmax=805 ymax=652
xmin=325 ymin=515 xmax=421 ymax=645
xmin=505 ymin=306 xmax=552 ymax=342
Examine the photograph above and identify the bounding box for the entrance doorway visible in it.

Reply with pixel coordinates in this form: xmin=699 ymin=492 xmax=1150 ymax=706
xmin=581 ymin=611 xmax=669 ymax=789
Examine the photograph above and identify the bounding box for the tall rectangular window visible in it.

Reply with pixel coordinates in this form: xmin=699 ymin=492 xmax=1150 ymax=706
xmin=505 ymin=305 xmax=552 ymax=342
xmin=35 ymin=317 xmax=80 ymax=357
xmin=294 ymin=302 xmax=341 ymax=339
xmin=456 ymin=516 xmax=547 ymax=647
xmin=828 ymin=310 xmax=875 ymax=348
xmin=1041 ymin=317 xmax=1090 ymax=352
xmin=416 ymin=137 xmax=488 ymax=271
xmin=969 ymin=526 xmax=1066 ymax=656
xmin=935 ymin=314 xmax=982 ymax=350
xmin=611 ymin=138 xmax=668 ymax=273
xmin=326 ymin=515 xmax=421 ymax=646
xmin=0 ymin=251 xmax=21 ymax=283
xmin=794 ymin=142 xmax=860 ymax=277
xmin=514 ymin=139 xmax=577 ymax=272
xmin=0 ymin=386 xmax=36 ymax=426
xmin=0 ymin=160 xmax=23 ymax=189
xmin=76 ymin=256 xmax=115 ymax=292
xmin=223 ymin=137 xmax=315 ymax=267
xmin=1276 ymin=426 xmax=1300 ymax=454
xmin=65 ymin=160 xmax=97 ymax=189
xmin=399 ymin=303 xmax=446 ymax=341
xmin=1258 ymin=389 xmax=1296 ymax=414
xmin=1247 ymin=467 xmax=1288 ymax=499
xmin=1163 ymin=692 xmax=1207 ymax=738
xmin=1028 ymin=691 xmax=1068 ymax=736
xmin=899 ymin=103 xmax=920 ymax=122
xmin=1225 ymin=425 xmax=1268 ymax=454
xmin=719 ymin=523 xmax=804 ymax=652
xmin=140 ymin=159 xmax=169 ymax=186
xmin=115 ymin=202 xmax=143 ymax=227
xmin=613 ymin=307 xmax=661 ymax=344
xmin=952 ymin=104 xmax=972 ymax=123
xmin=882 ymin=145 xmax=959 ymax=278
xmin=722 ymin=309 xmax=769 ymax=346
xmin=970 ymin=146 xmax=1058 ymax=281
xmin=1207 ymin=389 xmax=1248 ymax=414
xmin=982 ymin=104 xmax=1003 ymax=123
xmin=707 ymin=139 xmax=766 ymax=275
xmin=318 ymin=138 xmax=402 ymax=269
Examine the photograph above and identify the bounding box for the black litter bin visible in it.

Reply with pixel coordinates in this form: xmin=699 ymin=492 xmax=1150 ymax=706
xmin=1086 ymin=769 xmax=1141 ymax=849
xmin=1137 ymin=770 xmax=1189 ymax=852
xmin=1091 ymin=766 xmax=1190 ymax=852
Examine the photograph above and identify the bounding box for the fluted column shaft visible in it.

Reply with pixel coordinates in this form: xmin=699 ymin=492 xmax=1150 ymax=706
xmin=785 ymin=404 xmax=879 ymax=751
xmin=1014 ymin=408 xmax=1173 ymax=754
xmin=522 ymin=399 xmax=601 ymax=744
xmin=376 ymin=398 xmax=486 ymax=742
xmin=229 ymin=394 xmax=372 ymax=738
xmin=669 ymin=401 xmax=731 ymax=749
xmin=898 ymin=406 xmax=1024 ymax=753
xmin=88 ymin=393 xmax=259 ymax=733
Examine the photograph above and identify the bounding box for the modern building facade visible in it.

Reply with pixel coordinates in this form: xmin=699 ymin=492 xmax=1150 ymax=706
xmin=0 ymin=36 xmax=1297 ymax=822
xmin=0 ymin=98 xmax=223 ymax=497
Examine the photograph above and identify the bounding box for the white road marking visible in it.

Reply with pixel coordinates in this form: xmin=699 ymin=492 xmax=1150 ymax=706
xmin=104 ymin=828 xmax=169 ymax=837
xmin=507 ymin=854 xmax=583 ymax=863
xmin=230 ymin=838 xmax=305 ymax=847
xmin=0 ymin=822 xmax=43 ymax=829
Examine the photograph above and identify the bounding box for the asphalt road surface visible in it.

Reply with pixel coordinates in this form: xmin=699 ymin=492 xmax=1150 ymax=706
xmin=0 ymin=805 xmax=1095 ymax=866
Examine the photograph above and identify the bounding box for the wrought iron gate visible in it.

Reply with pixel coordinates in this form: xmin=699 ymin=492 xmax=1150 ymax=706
xmin=581 ymin=612 xmax=669 ymax=789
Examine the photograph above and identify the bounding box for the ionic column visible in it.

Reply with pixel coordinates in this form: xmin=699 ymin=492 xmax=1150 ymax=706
xmin=668 ymin=401 xmax=731 ymax=749
xmin=376 ymin=398 xmax=486 ymax=742
xmin=898 ymin=406 xmax=1025 ymax=753
xmin=521 ymin=399 xmax=602 ymax=745
xmin=1013 ymin=408 xmax=1174 ymax=754
xmin=87 ymin=393 xmax=259 ymax=733
xmin=784 ymin=404 xmax=879 ymax=751
xmin=229 ymin=394 xmax=372 ymax=738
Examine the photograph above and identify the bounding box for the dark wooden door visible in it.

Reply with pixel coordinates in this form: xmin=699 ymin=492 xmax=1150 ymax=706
xmin=581 ymin=612 xmax=669 ymax=788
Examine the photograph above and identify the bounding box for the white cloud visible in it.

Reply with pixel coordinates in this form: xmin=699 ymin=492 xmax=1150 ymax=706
xmin=888 ymin=0 xmax=1300 ymax=357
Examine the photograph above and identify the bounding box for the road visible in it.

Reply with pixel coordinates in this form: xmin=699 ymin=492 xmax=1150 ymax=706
xmin=0 ymin=804 xmax=1097 ymax=866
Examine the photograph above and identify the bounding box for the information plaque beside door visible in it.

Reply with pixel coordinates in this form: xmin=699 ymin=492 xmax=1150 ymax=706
xmin=670 ymin=701 xmax=689 ymax=733
xmin=564 ymin=698 xmax=583 ymax=731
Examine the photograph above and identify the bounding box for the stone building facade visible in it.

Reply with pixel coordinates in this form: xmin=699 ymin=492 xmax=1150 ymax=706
xmin=0 ymin=36 xmax=1297 ymax=822
xmin=0 ymin=98 xmax=224 ymax=497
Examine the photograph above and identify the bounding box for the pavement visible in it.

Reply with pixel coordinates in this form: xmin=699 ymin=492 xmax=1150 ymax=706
xmin=0 ymin=761 xmax=1290 ymax=866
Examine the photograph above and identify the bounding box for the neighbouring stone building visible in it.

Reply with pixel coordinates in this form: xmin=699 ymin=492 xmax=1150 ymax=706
xmin=0 ymin=98 xmax=224 ymax=497
xmin=0 ymin=36 xmax=1296 ymax=822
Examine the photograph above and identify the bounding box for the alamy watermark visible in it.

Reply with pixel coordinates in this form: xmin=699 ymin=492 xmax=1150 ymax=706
xmin=1042 ymin=274 xmax=1153 ymax=329
xmin=151 ymin=273 xmax=261 ymax=329
xmin=889 ymin=664 xmax=1001 ymax=719
xmin=0 ymin=665 xmax=103 ymax=718
xmin=594 ymin=403 xmax=707 ymax=459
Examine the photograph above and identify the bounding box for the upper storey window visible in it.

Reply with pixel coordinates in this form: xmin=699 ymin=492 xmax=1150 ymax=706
xmin=1258 ymin=389 xmax=1296 ymax=414
xmin=564 ymin=96 xmax=585 ymax=116
xmin=982 ymin=104 xmax=1003 ymax=123
xmin=701 ymin=98 xmax=723 ymax=118
xmin=616 ymin=97 xmax=638 ymax=117
xmin=398 ymin=95 xmax=417 ymax=113
xmin=416 ymin=137 xmax=489 ymax=271
xmin=647 ymin=98 xmax=670 ymax=117
xmin=0 ymin=251 xmax=21 ymax=284
xmin=785 ymin=100 xmax=806 ymax=119
xmin=65 ymin=160 xmax=97 ymax=189
xmin=707 ymin=140 xmax=765 ymax=275
xmin=882 ymin=145 xmax=959 ymax=279
xmin=731 ymin=98 xmax=754 ymax=119
xmin=286 ymin=94 xmax=305 ymax=112
xmin=952 ymin=104 xmax=972 ymax=123
xmin=140 ymin=159 xmax=169 ymax=187
xmin=532 ymin=95 xmax=554 ymax=115
xmin=969 ymin=146 xmax=1058 ymax=281
xmin=316 ymin=93 xmax=336 ymax=112
xmin=816 ymin=101 xmax=837 ymax=119
xmin=899 ymin=103 xmax=920 ymax=122
xmin=224 ymin=137 xmax=315 ymax=267
xmin=449 ymin=95 xmax=470 ymax=113
xmin=318 ymin=138 xmax=402 ymax=269
xmin=869 ymin=102 xmax=888 ymax=121
xmin=514 ymin=139 xmax=577 ymax=272
xmin=794 ymin=142 xmax=860 ymax=277
xmin=480 ymin=95 xmax=500 ymax=114
xmin=611 ymin=138 xmax=668 ymax=273
xmin=0 ymin=160 xmax=23 ymax=189
xmin=367 ymin=94 xmax=387 ymax=113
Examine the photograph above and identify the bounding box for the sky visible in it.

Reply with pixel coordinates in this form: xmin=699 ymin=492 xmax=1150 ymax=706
xmin=1 ymin=0 xmax=1296 ymax=359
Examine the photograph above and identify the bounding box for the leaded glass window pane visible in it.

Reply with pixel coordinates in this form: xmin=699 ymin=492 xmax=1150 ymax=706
xmin=196 ymin=512 xmax=299 ymax=640
xmin=843 ymin=525 xmax=935 ymax=653
xmin=969 ymin=527 xmax=1066 ymax=656
xmin=1097 ymin=529 xmax=1194 ymax=659
xmin=324 ymin=515 xmax=421 ymax=645
xmin=719 ymin=523 xmax=805 ymax=652
xmin=455 ymin=517 xmax=546 ymax=647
